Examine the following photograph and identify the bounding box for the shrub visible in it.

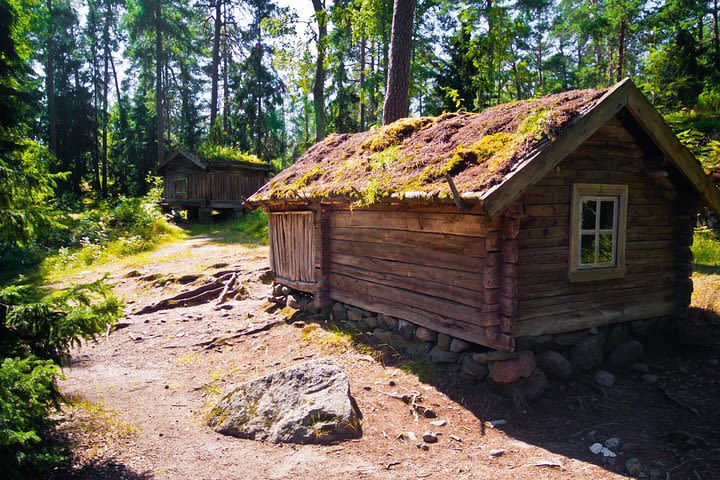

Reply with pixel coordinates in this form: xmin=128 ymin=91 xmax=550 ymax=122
xmin=0 ymin=356 xmax=63 ymax=478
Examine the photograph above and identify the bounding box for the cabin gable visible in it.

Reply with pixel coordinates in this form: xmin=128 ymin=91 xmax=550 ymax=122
xmin=515 ymin=114 xmax=697 ymax=337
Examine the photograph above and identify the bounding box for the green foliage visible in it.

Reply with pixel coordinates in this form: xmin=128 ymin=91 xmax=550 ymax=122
xmin=231 ymin=209 xmax=268 ymax=244
xmin=0 ymin=356 xmax=63 ymax=479
xmin=196 ymin=143 xmax=267 ymax=166
xmin=1 ymin=278 xmax=122 ymax=360
xmin=692 ymin=228 xmax=720 ymax=270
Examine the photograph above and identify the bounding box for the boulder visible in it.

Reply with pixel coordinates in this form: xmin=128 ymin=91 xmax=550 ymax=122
xmin=208 ymin=358 xmax=361 ymax=444
xmin=593 ymin=370 xmax=615 ymax=388
xmin=473 ymin=350 xmax=518 ymax=364
xmin=405 ymin=342 xmax=433 ymax=360
xmin=378 ymin=314 xmax=398 ymax=331
xmin=346 ymin=308 xmax=363 ymax=323
xmin=372 ymin=328 xmax=416 ymax=351
xmin=489 ymin=350 xmax=535 ymax=383
xmin=514 ymin=368 xmax=548 ymax=399
xmin=437 ymin=333 xmax=452 ymax=351
xmin=364 ymin=315 xmax=382 ymax=329
xmin=429 ymin=346 xmax=460 ymax=364
xmin=286 ymin=295 xmax=300 ymax=310
xmin=461 ymin=355 xmax=489 ymax=381
xmin=450 ymin=338 xmax=471 ymax=353
xmin=607 ymin=340 xmax=644 ymax=368
xmin=415 ymin=326 xmax=437 ymax=343
xmin=331 ymin=302 xmax=347 ymax=321
xmin=398 ymin=320 xmax=416 ymax=341
xmin=536 ymin=350 xmax=572 ymax=379
xmin=569 ymin=334 xmax=604 ymax=372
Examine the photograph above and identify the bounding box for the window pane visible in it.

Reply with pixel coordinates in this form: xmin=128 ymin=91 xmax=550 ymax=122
xmin=580 ymin=234 xmax=596 ymax=264
xmin=598 ymin=233 xmax=614 ymax=263
xmin=581 ymin=200 xmax=597 ymax=229
xmin=599 ymin=200 xmax=615 ymax=229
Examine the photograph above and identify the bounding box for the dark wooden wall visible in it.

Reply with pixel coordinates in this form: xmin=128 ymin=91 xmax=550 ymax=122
xmin=515 ymin=115 xmax=697 ymax=336
xmin=163 ymin=162 xmax=267 ymax=207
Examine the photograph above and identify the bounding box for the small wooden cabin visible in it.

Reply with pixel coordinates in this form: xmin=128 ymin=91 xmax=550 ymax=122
xmin=159 ymin=150 xmax=272 ymax=219
xmin=248 ymin=79 xmax=720 ymax=352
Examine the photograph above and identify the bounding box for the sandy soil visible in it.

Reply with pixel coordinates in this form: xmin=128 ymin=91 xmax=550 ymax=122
xmin=49 ymin=232 xmax=720 ymax=480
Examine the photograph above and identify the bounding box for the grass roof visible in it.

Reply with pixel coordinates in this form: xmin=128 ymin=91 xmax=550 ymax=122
xmin=195 ymin=145 xmax=270 ymax=167
xmin=249 ymin=87 xmax=607 ymax=205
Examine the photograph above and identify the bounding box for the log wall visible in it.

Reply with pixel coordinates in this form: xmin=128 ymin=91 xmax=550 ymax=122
xmin=515 ymin=116 xmax=697 ymax=336
xmin=322 ymin=208 xmax=513 ymax=350
xmin=163 ymin=165 xmax=267 ymax=207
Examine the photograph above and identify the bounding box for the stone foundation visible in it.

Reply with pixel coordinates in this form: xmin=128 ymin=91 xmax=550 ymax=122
xmin=269 ymin=282 xmax=667 ymax=400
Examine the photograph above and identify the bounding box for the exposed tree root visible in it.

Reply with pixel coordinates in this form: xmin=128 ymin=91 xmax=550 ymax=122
xmin=133 ymin=271 xmax=245 ymax=315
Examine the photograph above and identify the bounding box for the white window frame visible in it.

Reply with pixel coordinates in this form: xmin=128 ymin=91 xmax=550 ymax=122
xmin=569 ymin=184 xmax=628 ymax=282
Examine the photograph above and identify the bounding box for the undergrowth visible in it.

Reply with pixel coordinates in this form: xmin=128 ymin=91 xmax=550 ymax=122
xmin=691 ymin=228 xmax=720 ymax=324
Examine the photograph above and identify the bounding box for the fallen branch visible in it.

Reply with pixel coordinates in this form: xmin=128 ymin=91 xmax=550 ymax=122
xmin=216 ymin=273 xmax=237 ymax=305
xmin=192 ymin=318 xmax=285 ymax=349
xmin=133 ymin=273 xmax=238 ymax=315
xmin=659 ymin=385 xmax=703 ymax=420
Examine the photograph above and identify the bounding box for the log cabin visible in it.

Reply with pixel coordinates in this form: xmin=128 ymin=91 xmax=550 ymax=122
xmin=247 ymin=79 xmax=720 ymax=352
xmin=160 ymin=150 xmax=272 ymax=221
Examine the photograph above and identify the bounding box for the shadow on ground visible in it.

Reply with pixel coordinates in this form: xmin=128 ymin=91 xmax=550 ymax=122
xmin=304 ymin=310 xmax=720 ymax=479
xmin=48 ymin=458 xmax=154 ymax=480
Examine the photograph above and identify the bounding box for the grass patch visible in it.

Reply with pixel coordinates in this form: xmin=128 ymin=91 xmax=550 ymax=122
xmin=400 ymin=360 xmax=442 ymax=383
xmin=60 ymin=396 xmax=139 ymax=460
xmin=182 ymin=209 xmax=268 ymax=245
xmin=691 ymin=228 xmax=720 ymax=323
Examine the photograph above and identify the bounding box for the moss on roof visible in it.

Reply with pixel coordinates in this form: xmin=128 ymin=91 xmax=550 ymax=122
xmin=250 ymin=88 xmax=607 ymax=204
xmin=196 ymin=144 xmax=269 ymax=166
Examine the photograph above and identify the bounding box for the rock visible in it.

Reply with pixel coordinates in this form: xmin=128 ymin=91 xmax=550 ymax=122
xmin=626 ymin=458 xmax=643 ymax=477
xmin=569 ymin=334 xmax=604 ymax=372
xmin=422 ymin=408 xmax=437 ymax=418
xmin=404 ymin=342 xmax=433 ymax=360
xmin=364 ymin=315 xmax=381 ymax=329
xmin=489 ymin=351 xmax=535 ymax=383
xmin=437 ymin=333 xmax=452 ymax=351
xmin=208 ymin=358 xmax=361 ymax=444
xmin=331 ymin=302 xmax=347 ymax=321
xmin=422 ymin=432 xmax=438 ymax=443
xmin=607 ymin=340 xmax=644 ymax=368
xmin=430 ymin=420 xmax=446 ymax=427
xmin=372 ymin=329 xmax=417 ymax=351
xmin=398 ymin=431 xmax=417 ymax=442
xmin=378 ymin=314 xmax=398 ymax=331
xmin=516 ymin=334 xmax=554 ymax=351
xmin=640 ymin=373 xmax=658 ymax=384
xmin=450 ymin=338 xmax=471 ymax=353
xmin=460 ymin=355 xmax=489 ymax=381
xmin=415 ymin=326 xmax=437 ymax=343
xmin=513 ymin=368 xmax=548 ymax=399
xmin=298 ymin=297 xmax=310 ymax=311
xmin=554 ymin=331 xmax=585 ymax=346
xmin=304 ymin=302 xmax=319 ymax=315
xmin=473 ymin=351 xmax=518 ymax=364
xmin=418 ymin=443 xmax=429 ymax=451
xmin=536 ymin=351 xmax=572 ymax=379
xmin=280 ymin=285 xmax=291 ymax=296
xmin=346 ymin=308 xmax=363 ymax=323
xmin=489 ymin=449 xmax=505 ymax=457
xmin=429 ymin=346 xmax=460 ymax=364
xmin=286 ymin=295 xmax=300 ymax=310
xmin=605 ymin=437 xmax=621 ymax=449
xmin=356 ymin=319 xmax=369 ymax=331
xmin=605 ymin=324 xmax=629 ymax=352
xmin=398 ymin=320 xmax=415 ymax=341
xmin=272 ymin=284 xmax=284 ymax=296
xmin=590 ymin=443 xmax=603 ymax=454
xmin=593 ymin=370 xmax=615 ymax=387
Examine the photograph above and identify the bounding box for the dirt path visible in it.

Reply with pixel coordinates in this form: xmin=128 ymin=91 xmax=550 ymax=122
xmin=52 ymin=232 xmax=720 ymax=480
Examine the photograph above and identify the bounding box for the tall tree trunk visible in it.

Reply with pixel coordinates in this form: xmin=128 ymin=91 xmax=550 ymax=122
xmin=617 ymin=20 xmax=626 ymax=82
xmin=46 ymin=0 xmax=57 ymax=154
xmin=101 ymin=0 xmax=111 ymax=196
xmin=88 ymin=0 xmax=101 ymax=190
xmin=155 ymin=0 xmax=164 ymax=169
xmin=210 ymin=0 xmax=221 ymax=128
xmin=222 ymin=0 xmax=230 ymax=130
xmin=714 ymin=0 xmax=720 ymax=69
xmin=359 ymin=35 xmax=366 ymax=131
xmin=370 ymin=40 xmax=377 ymax=123
xmin=382 ymin=0 xmax=415 ymax=125
xmin=312 ymin=0 xmax=327 ymax=141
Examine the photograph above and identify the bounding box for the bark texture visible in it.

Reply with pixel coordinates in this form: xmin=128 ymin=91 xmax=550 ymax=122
xmin=382 ymin=0 xmax=415 ymax=125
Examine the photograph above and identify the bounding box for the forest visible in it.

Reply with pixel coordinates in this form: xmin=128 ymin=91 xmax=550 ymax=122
xmin=1 ymin=0 xmax=720 ymax=477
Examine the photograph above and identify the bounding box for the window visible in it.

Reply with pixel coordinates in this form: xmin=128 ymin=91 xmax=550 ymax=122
xmin=569 ymin=184 xmax=628 ymax=282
